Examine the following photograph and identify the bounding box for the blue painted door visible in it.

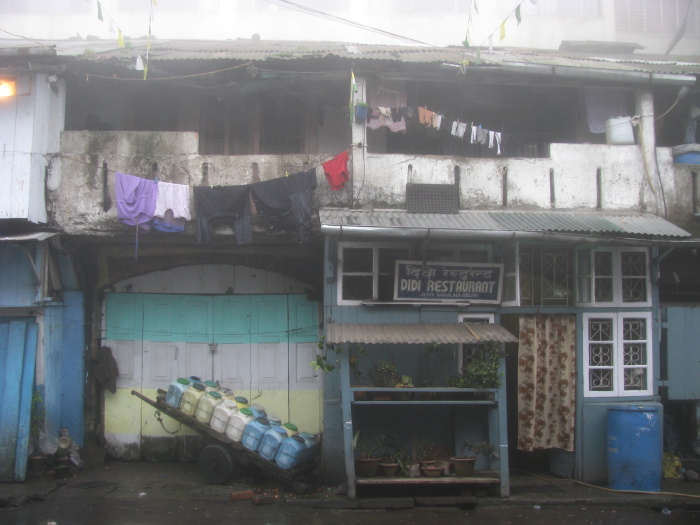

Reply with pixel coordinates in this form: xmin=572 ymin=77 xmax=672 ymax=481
xmin=0 ymin=320 xmax=38 ymax=481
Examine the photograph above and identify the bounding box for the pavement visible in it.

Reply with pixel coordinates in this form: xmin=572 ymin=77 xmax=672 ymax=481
xmin=2 ymin=454 xmax=700 ymax=513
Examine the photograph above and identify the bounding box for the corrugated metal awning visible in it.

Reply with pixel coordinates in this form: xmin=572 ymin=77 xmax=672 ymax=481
xmin=325 ymin=322 xmax=518 ymax=345
xmin=320 ymin=209 xmax=692 ymax=244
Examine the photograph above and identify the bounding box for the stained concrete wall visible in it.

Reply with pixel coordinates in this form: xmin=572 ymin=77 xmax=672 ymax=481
xmin=48 ymin=130 xmax=696 ymax=236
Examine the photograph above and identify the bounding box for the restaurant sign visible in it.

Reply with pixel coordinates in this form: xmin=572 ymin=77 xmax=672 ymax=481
xmin=394 ymin=260 xmax=503 ymax=303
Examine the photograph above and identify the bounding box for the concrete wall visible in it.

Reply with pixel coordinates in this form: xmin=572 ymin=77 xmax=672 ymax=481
xmin=48 ymin=130 xmax=696 ymax=236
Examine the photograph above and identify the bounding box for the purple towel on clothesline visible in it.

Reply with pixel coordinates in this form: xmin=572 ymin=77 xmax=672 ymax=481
xmin=115 ymin=172 xmax=157 ymax=227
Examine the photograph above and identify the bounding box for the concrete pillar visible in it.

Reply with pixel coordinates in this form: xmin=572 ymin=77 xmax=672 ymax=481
xmin=350 ymin=74 xmax=367 ymax=209
xmin=635 ymin=87 xmax=663 ymax=215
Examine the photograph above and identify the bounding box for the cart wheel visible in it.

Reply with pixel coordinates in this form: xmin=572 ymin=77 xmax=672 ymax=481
xmin=198 ymin=444 xmax=235 ymax=485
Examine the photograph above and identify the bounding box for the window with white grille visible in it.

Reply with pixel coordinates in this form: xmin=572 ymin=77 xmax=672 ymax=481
xmin=614 ymin=0 xmax=697 ymax=34
xmin=583 ymin=312 xmax=653 ymax=397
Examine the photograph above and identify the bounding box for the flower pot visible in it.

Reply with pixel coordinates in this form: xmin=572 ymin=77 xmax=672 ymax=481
xmin=354 ymin=458 xmax=380 ymax=477
xmin=372 ymin=391 xmax=392 ymax=401
xmin=393 ymin=390 xmax=412 ymax=401
xmin=378 ymin=462 xmax=400 ymax=477
xmin=451 ymin=456 xmax=477 ymax=477
xmin=407 ymin=464 xmax=421 ymax=478
xmin=421 ymin=465 xmax=443 ymax=478
xmin=352 ymin=387 xmax=369 ymax=401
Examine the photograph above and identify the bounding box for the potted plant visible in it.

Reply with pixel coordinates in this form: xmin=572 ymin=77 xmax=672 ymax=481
xmin=370 ymin=359 xmax=398 ymax=401
xmin=393 ymin=374 xmax=413 ymax=401
xmin=447 ymin=342 xmax=506 ymax=392
xmin=406 ymin=436 xmax=431 ymax=478
xmin=451 ymin=440 xmax=497 ymax=477
xmin=352 ymin=431 xmax=384 ymax=478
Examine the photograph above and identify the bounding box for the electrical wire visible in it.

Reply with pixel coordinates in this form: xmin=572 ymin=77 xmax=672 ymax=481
xmin=259 ymin=0 xmax=437 ymax=47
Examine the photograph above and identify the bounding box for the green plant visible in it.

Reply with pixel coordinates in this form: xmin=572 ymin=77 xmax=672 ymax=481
xmin=394 ymin=374 xmax=413 ymax=388
xmin=370 ymin=359 xmax=398 ymax=387
xmin=408 ymin=435 xmax=433 ymax=465
xmin=311 ymin=335 xmax=340 ymax=373
xmin=448 ymin=341 xmax=505 ymax=388
xmin=352 ymin=431 xmax=386 ymax=459
xmin=458 ymin=440 xmax=497 ymax=460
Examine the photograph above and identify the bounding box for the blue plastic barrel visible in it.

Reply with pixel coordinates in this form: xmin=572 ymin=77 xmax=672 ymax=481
xmin=607 ymin=405 xmax=661 ymax=492
xmin=258 ymin=425 xmax=288 ymax=461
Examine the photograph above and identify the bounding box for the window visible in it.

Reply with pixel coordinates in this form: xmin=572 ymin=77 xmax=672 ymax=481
xmin=338 ymin=242 xmax=411 ymax=304
xmin=501 ymin=244 xmax=573 ymax=306
xmin=576 ymin=248 xmax=650 ymax=306
xmin=583 ymin=312 xmax=653 ymax=397
xmin=614 ymin=0 xmax=697 ymax=34
xmin=458 ymin=314 xmax=494 ymax=373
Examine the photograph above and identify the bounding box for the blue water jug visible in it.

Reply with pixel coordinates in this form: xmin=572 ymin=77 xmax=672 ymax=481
xmin=250 ymin=403 xmax=267 ymax=419
xmin=259 ymin=425 xmax=288 ymax=461
xmin=165 ymin=378 xmax=190 ymax=409
xmin=275 ymin=435 xmax=307 ymax=470
xmin=242 ymin=417 xmax=270 ymax=452
xmin=298 ymin=432 xmax=318 ymax=460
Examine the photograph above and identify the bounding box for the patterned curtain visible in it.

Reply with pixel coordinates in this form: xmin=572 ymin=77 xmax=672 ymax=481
xmin=517 ymin=314 xmax=576 ymax=452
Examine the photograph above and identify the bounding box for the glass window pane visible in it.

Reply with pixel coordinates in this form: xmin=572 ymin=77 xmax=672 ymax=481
xmin=589 ymin=343 xmax=614 ymax=366
xmin=577 ymin=248 xmax=591 ymax=274
xmin=595 ymin=277 xmax=613 ymax=302
xmin=343 ymin=248 xmax=372 ymax=273
xmin=590 ymin=369 xmax=614 ymax=391
xmin=578 ymin=276 xmax=591 ymax=303
xmin=624 ymin=343 xmax=647 ymax=366
xmin=343 ymin=276 xmax=372 ymax=300
xmin=589 ymin=318 xmax=613 ymax=341
xmin=377 ymin=274 xmax=395 ymax=301
xmin=621 ymin=251 xmax=646 ymax=277
xmin=594 ymin=251 xmax=613 ymax=275
xmin=623 ymin=318 xmax=646 ymax=340
xmin=622 ymin=278 xmax=647 ymax=302
xmin=624 ymin=368 xmax=647 ymax=390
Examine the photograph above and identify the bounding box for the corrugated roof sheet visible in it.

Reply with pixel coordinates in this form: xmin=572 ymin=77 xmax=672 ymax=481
xmin=319 ymin=209 xmax=691 ymax=238
xmin=325 ymin=322 xmax=518 ymax=345
xmin=1 ymin=38 xmax=698 ymax=76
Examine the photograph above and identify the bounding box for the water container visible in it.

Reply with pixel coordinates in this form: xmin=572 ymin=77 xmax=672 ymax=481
xmin=165 ymin=378 xmax=190 ymax=409
xmin=250 ymin=404 xmax=266 ymax=419
xmin=203 ymin=380 xmax=219 ymax=392
xmin=267 ymin=414 xmax=282 ymax=428
xmin=607 ymin=405 xmax=662 ymax=491
xmin=235 ymin=396 xmax=249 ymax=409
xmin=298 ymin=432 xmax=318 ymax=460
xmin=242 ymin=417 xmax=271 ymax=452
xmin=226 ymin=407 xmax=254 ymax=442
xmin=220 ymin=388 xmax=236 ymax=402
xmin=195 ymin=391 xmax=223 ymax=424
xmin=275 ymin=435 xmax=307 ymax=470
xmin=210 ymin=399 xmax=237 ymax=433
xmin=605 ymin=117 xmax=635 ymax=145
xmin=180 ymin=382 xmax=206 ymax=416
xmin=283 ymin=423 xmax=298 ymax=437
xmin=188 ymin=376 xmax=202 ymax=384
xmin=259 ymin=425 xmax=288 ymax=461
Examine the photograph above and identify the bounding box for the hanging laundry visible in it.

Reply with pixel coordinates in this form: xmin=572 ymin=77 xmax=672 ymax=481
xmin=493 ymin=132 xmax=502 ymax=155
xmin=387 ymin=116 xmax=406 ymax=134
xmin=419 ymin=107 xmax=434 ymax=126
xmin=323 ymin=151 xmax=350 ymax=191
xmin=378 ymin=107 xmax=392 ymax=118
xmin=456 ymin=122 xmax=468 ymax=139
xmin=470 ymin=125 xmax=479 ymax=144
xmin=153 ymin=181 xmax=191 ymax=232
xmin=432 ymin=112 xmax=442 ymax=130
xmin=250 ymin=168 xmax=318 ymax=244
xmin=193 ymin=185 xmax=251 ymax=245
xmin=477 ymin=126 xmax=489 ymax=145
xmin=115 ymin=172 xmax=157 ymax=229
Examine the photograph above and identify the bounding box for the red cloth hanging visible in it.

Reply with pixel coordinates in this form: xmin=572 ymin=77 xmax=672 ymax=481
xmin=322 ymin=151 xmax=349 ymax=191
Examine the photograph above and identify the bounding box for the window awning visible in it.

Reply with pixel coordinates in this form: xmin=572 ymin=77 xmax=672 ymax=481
xmin=319 ymin=209 xmax=694 ymax=246
xmin=325 ymin=322 xmax=518 ymax=345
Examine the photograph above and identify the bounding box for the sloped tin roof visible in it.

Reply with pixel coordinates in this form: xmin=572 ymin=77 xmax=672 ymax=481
xmin=1 ymin=38 xmax=698 ymax=76
xmin=325 ymin=322 xmax=518 ymax=345
xmin=319 ymin=209 xmax=691 ymax=238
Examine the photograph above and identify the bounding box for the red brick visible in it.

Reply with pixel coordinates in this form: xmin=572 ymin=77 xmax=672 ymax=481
xmin=229 ymin=490 xmax=255 ymax=501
